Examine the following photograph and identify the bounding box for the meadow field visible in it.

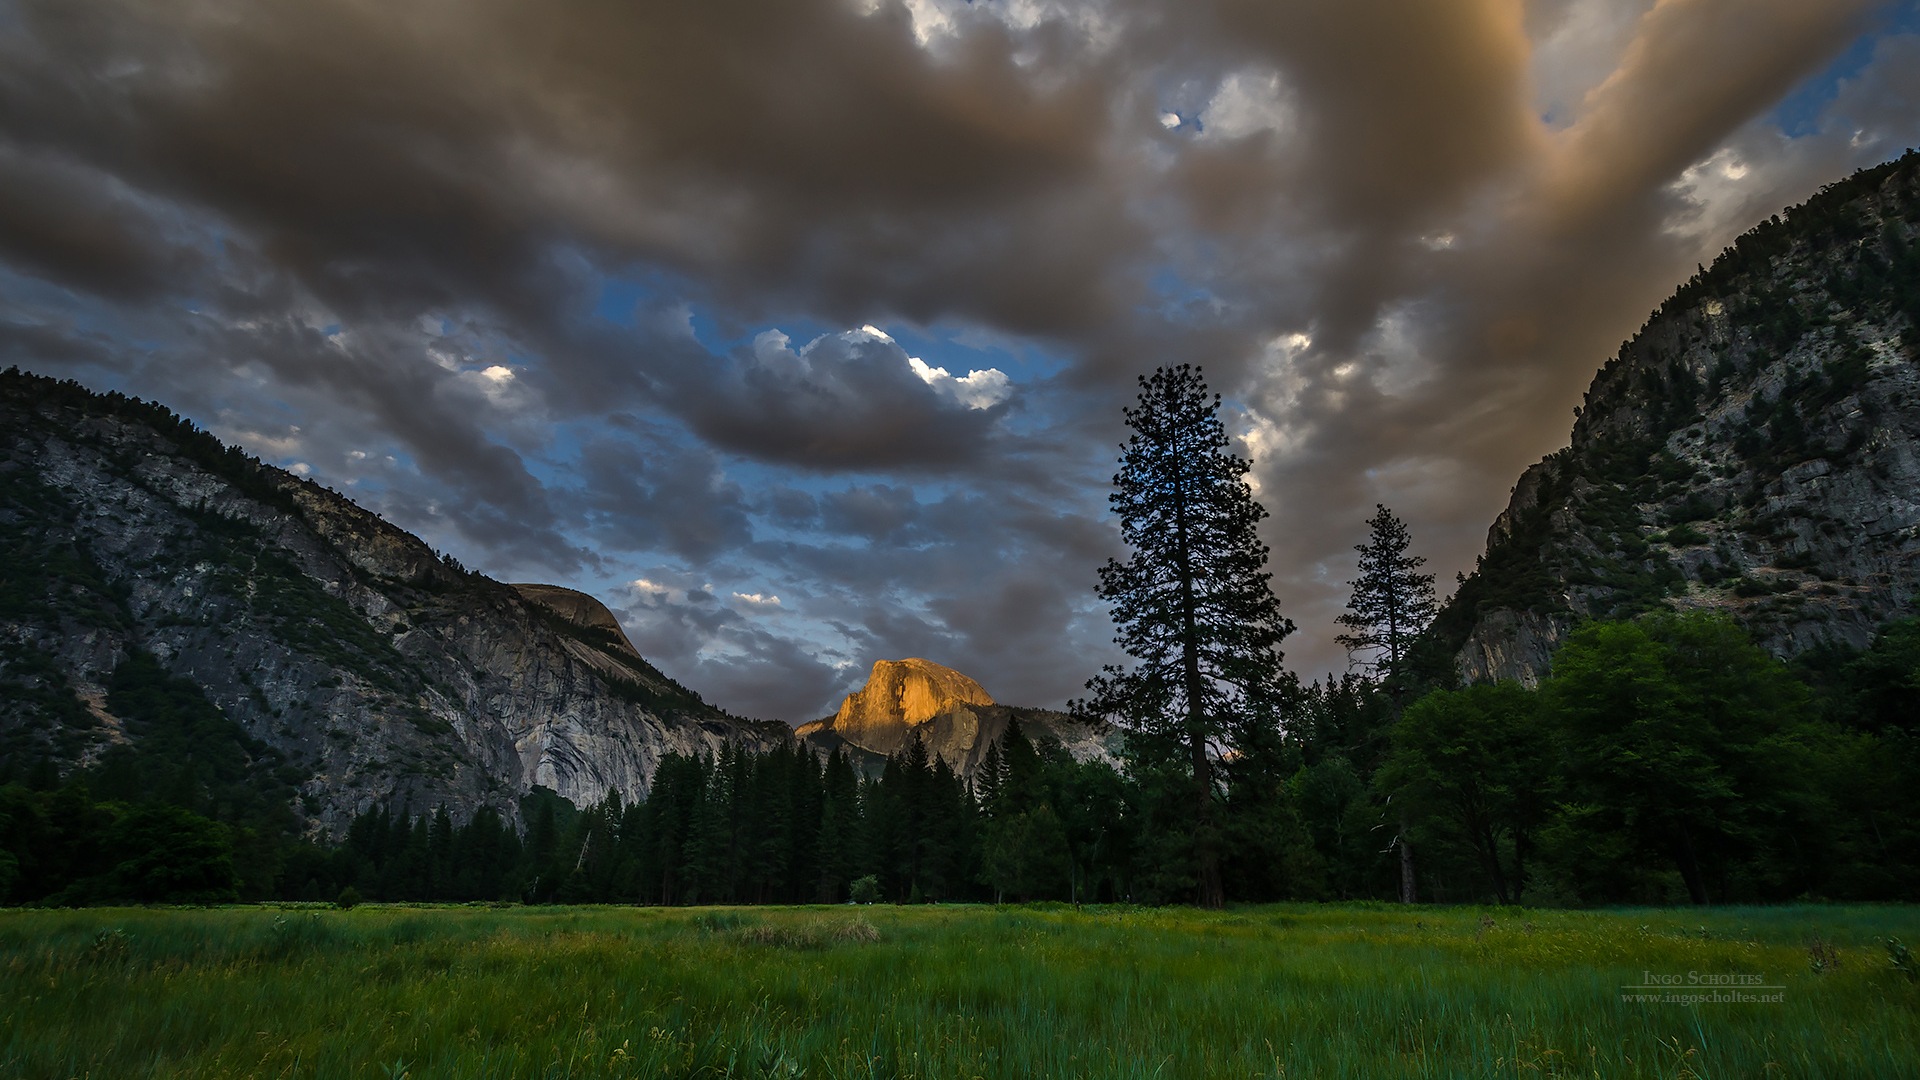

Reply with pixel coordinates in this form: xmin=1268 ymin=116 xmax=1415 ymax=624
xmin=1 ymin=903 xmax=1915 ymax=1079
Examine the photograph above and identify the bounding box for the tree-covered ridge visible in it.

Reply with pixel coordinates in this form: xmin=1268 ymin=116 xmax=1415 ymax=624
xmin=2 ymin=364 xmax=780 ymax=833
xmin=1658 ymin=149 xmax=1920 ymax=344
xmin=1429 ymin=150 xmax=1920 ymax=681
xmin=2 ymin=368 xmax=747 ymax=735
xmin=0 ymin=366 xmax=725 ymax=722
xmin=0 ymin=369 xmax=477 ymax=807
xmin=0 ymin=367 xmax=302 ymax=514
xmin=0 ymin=716 xmax=1125 ymax=906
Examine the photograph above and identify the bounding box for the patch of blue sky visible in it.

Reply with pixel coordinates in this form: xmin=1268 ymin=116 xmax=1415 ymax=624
xmin=524 ymin=420 xmax=593 ymax=487
xmin=683 ymin=304 xmax=843 ymax=359
xmin=497 ymin=344 xmax=544 ymax=377
xmin=946 ymin=323 xmax=1075 ymax=380
xmin=1141 ymin=265 xmax=1225 ymax=323
xmin=1771 ymin=5 xmax=1920 ymax=137
xmin=589 ymin=275 xmax=650 ymax=326
xmin=586 ymin=266 xmax=737 ymax=346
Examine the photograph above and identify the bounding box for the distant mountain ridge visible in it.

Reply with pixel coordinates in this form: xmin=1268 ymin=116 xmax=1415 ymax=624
xmin=1434 ymin=151 xmax=1920 ymax=682
xmin=797 ymin=657 xmax=1120 ymax=776
xmin=0 ymin=369 xmax=786 ymax=833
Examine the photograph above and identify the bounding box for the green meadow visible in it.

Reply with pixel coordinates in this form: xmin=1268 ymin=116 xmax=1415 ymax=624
xmin=2 ymin=904 xmax=1916 ymax=1079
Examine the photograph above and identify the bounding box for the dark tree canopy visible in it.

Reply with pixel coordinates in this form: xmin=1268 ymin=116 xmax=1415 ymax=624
xmin=1081 ymin=364 xmax=1293 ymax=908
xmin=1336 ymin=504 xmax=1436 ymax=681
xmin=1374 ymin=682 xmax=1548 ymax=905
xmin=1543 ymin=613 xmax=1819 ymax=905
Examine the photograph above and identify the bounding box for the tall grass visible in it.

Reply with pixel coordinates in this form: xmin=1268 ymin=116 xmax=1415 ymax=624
xmin=2 ymin=903 xmax=1915 ymax=1078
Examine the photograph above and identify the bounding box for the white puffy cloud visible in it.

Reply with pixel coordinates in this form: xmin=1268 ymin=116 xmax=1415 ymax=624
xmin=907 ymin=356 xmax=1013 ymax=410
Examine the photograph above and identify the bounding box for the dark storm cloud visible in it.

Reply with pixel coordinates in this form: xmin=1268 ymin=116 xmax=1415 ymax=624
xmin=672 ymin=329 xmax=1011 ymax=471
xmin=0 ymin=304 xmax=118 ymax=370
xmin=1180 ymin=0 xmax=1537 ymax=308
xmin=819 ymin=485 xmax=923 ymax=544
xmin=0 ymin=144 xmax=201 ymax=301
xmin=1832 ymin=31 xmax=1920 ymax=132
xmin=572 ymin=430 xmax=753 ymax=562
xmin=194 ymin=316 xmax=589 ymax=573
xmin=1177 ymin=0 xmax=1908 ymax=678
xmin=612 ymin=587 xmax=852 ymax=723
xmin=1 ymin=0 xmax=1914 ymax=715
xmin=0 ymin=0 xmax=1134 ymax=496
xmin=740 ymin=481 xmax=1126 ymax=713
xmin=0 ymin=0 xmax=1133 ymax=334
xmin=924 ymin=570 xmax=1103 ymax=703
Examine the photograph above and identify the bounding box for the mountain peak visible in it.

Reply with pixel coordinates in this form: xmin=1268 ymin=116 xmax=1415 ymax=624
xmin=833 ymin=658 xmax=994 ymax=735
xmin=798 ymin=657 xmax=1116 ymax=777
xmin=1432 ymin=152 xmax=1920 ymax=684
xmin=0 ymin=368 xmax=780 ymax=831
xmin=511 ymin=583 xmax=643 ymax=660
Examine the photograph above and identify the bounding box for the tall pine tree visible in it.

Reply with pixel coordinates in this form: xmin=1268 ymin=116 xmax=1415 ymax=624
xmin=1334 ymin=504 xmax=1436 ymax=903
xmin=1080 ymin=364 xmax=1293 ymax=908
xmin=1334 ymin=504 xmax=1436 ymax=683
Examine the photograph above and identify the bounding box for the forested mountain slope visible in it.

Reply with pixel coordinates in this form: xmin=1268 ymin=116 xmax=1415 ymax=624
xmin=0 ymin=370 xmax=784 ymax=835
xmin=1437 ymin=151 xmax=1920 ymax=683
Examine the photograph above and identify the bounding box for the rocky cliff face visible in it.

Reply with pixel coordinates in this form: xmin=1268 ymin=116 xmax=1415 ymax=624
xmin=1436 ymin=152 xmax=1920 ymax=683
xmin=824 ymin=658 xmax=994 ymax=754
xmin=0 ymin=371 xmax=784 ymax=833
xmin=797 ymin=658 xmax=1121 ymax=776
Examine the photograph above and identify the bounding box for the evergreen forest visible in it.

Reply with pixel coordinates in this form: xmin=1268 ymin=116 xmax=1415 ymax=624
xmin=2 ymin=611 xmax=1913 ymax=909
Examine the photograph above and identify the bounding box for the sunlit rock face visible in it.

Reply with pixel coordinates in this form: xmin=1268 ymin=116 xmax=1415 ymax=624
xmin=0 ymin=372 xmax=783 ymax=835
xmin=831 ymin=658 xmax=995 ymax=753
xmin=1442 ymin=155 xmax=1920 ymax=684
xmin=800 ymin=658 xmax=1121 ymax=776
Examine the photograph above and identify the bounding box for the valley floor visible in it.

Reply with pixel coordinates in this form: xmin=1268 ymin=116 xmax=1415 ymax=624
xmin=1 ymin=903 xmax=1915 ymax=1078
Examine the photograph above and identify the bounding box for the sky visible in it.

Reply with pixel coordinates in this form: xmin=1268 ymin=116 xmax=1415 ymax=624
xmin=3 ymin=0 xmax=1918 ymax=724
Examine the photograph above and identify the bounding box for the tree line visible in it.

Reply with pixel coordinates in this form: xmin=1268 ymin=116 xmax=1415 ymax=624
xmin=5 ymin=606 xmax=1907 ymax=908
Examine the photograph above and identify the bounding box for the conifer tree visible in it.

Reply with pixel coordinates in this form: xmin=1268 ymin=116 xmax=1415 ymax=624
xmin=814 ymin=749 xmax=860 ymax=902
xmin=1334 ymin=504 xmax=1436 ymax=903
xmin=1080 ymin=364 xmax=1294 ymax=908
xmin=998 ymin=716 xmax=1043 ymax=812
xmin=1335 ymin=504 xmax=1436 ymax=682
xmin=976 ymin=739 xmax=1005 ymax=812
xmin=427 ymin=806 xmax=455 ymax=897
